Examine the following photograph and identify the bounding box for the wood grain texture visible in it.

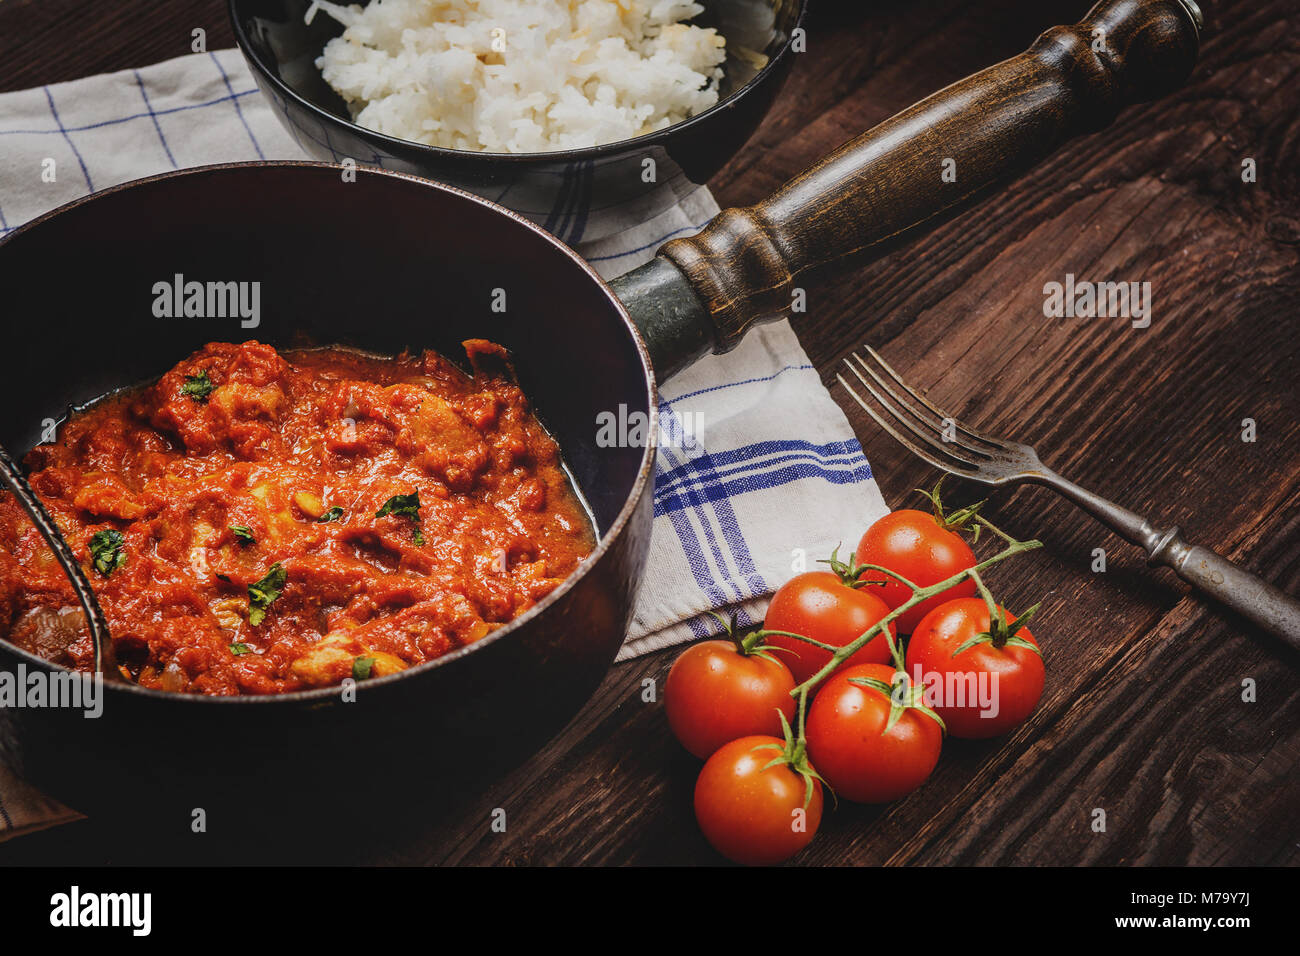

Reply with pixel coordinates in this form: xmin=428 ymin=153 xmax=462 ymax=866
xmin=660 ymin=0 xmax=1201 ymax=353
xmin=0 ymin=0 xmax=1296 ymax=866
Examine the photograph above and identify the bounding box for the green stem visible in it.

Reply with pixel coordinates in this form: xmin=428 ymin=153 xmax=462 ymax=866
xmin=884 ymin=626 xmax=906 ymax=672
xmin=968 ymin=567 xmax=998 ymax=621
xmin=967 ymin=567 xmax=1007 ymax=649
xmin=850 ymin=562 xmax=923 ymax=592
xmin=757 ymin=628 xmax=841 ymax=653
xmin=785 ymin=534 xmax=1042 ymax=746
xmin=971 ymin=512 xmax=1018 ymax=546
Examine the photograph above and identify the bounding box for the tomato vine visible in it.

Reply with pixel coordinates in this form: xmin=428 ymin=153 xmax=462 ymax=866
xmin=758 ymin=493 xmax=1042 ymax=756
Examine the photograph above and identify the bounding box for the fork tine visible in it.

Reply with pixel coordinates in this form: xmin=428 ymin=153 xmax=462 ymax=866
xmin=843 ymin=358 xmax=986 ymax=467
xmin=837 ymin=371 xmax=979 ymax=478
xmin=850 ymin=351 xmax=949 ymax=435
xmin=861 ymin=345 xmax=1013 ymax=453
xmin=854 ymin=350 xmax=1008 ymax=458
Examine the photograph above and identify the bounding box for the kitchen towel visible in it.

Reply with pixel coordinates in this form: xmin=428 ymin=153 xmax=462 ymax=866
xmin=0 ymin=49 xmax=888 ymax=839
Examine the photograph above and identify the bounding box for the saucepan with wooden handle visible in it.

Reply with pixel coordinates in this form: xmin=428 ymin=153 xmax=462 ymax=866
xmin=0 ymin=0 xmax=1201 ymax=824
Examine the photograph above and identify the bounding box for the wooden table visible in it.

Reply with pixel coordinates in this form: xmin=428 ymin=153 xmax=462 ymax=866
xmin=0 ymin=0 xmax=1296 ymax=866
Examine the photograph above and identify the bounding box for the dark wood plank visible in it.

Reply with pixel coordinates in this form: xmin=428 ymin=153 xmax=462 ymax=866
xmin=0 ymin=0 xmax=236 ymax=92
xmin=0 ymin=0 xmax=1296 ymax=866
xmin=797 ymin=0 xmax=1300 ymax=867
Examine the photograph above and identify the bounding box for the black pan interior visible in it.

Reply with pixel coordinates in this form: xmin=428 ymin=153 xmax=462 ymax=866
xmin=234 ymin=0 xmax=800 ymax=135
xmin=0 ymin=163 xmax=651 ymax=537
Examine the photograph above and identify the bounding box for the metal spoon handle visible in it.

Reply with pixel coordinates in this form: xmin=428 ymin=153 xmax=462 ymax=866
xmin=0 ymin=443 xmax=114 ymax=674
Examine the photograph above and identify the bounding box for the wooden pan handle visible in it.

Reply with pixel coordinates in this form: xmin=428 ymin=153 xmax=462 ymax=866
xmin=657 ymin=0 xmax=1201 ymax=353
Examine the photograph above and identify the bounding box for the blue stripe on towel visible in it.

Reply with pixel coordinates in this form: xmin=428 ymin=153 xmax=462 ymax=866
xmin=665 ymin=403 xmax=764 ymax=598
xmin=209 ymin=52 xmax=265 ymax=160
xmin=657 ymin=410 xmax=749 ymax=605
xmin=42 ymin=87 xmax=93 ymax=191
xmin=0 ymin=89 xmax=260 ymax=137
xmin=653 ymin=440 xmax=873 ymax=518
xmin=134 ymin=71 xmax=178 ymax=169
xmin=655 ymin=439 xmax=870 ymax=495
xmin=660 ymin=364 xmax=815 ymax=408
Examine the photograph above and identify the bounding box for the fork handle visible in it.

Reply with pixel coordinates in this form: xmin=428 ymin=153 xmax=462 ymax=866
xmin=1041 ymin=474 xmax=1300 ymax=650
xmin=652 ymin=0 xmax=1201 ymax=358
xmin=1149 ymin=532 xmax=1300 ymax=651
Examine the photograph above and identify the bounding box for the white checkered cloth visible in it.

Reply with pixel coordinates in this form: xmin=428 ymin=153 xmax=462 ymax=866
xmin=0 ymin=49 xmax=887 ymax=839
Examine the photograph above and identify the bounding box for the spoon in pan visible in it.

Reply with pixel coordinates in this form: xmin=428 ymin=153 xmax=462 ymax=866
xmin=0 ymin=446 xmax=121 ymax=681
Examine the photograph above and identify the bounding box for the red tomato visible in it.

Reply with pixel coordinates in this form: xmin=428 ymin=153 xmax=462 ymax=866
xmin=694 ymin=735 xmax=823 ymax=866
xmin=855 ymin=509 xmax=977 ymax=633
xmin=763 ymin=571 xmax=896 ymax=684
xmin=805 ymin=663 xmax=943 ymax=803
xmin=905 ymin=598 xmax=1045 ymax=739
xmin=665 ymin=640 xmax=797 ymax=759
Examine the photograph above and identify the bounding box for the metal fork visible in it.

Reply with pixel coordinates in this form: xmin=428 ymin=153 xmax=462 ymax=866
xmin=838 ymin=347 xmax=1300 ymax=650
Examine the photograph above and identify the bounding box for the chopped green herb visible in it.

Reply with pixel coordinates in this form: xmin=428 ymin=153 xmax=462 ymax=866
xmin=413 ymin=528 xmax=425 ymax=546
xmin=375 ymin=491 xmax=424 ymax=544
xmin=317 ymin=506 xmax=344 ymax=523
xmin=229 ymin=643 xmax=251 ymax=656
xmin=88 ymin=529 xmax=126 ymax=576
xmin=352 ymin=656 xmax=375 ymax=681
xmin=247 ymin=562 xmax=286 ymax=626
xmin=375 ymin=492 xmax=420 ymax=521
xmin=230 ymin=525 xmax=256 ymax=545
xmin=181 ymin=369 xmax=214 ymax=402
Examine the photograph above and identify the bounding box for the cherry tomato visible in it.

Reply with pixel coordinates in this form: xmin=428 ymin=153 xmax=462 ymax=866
xmin=855 ymin=509 xmax=977 ymax=633
xmin=763 ymin=571 xmax=896 ymax=684
xmin=905 ymin=597 xmax=1044 ymax=739
xmin=665 ymin=640 xmax=797 ymax=759
xmin=694 ymin=735 xmax=823 ymax=865
xmin=805 ymin=663 xmax=943 ymax=803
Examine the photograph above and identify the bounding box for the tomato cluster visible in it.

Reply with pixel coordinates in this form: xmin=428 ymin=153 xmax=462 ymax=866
xmin=664 ymin=486 xmax=1047 ymax=865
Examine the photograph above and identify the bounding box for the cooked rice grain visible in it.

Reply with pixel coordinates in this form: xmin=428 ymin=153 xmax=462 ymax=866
xmin=308 ymin=0 xmax=727 ymax=152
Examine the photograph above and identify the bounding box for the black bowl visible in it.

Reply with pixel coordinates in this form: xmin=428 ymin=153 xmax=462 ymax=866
xmin=229 ymin=0 xmax=806 ymax=243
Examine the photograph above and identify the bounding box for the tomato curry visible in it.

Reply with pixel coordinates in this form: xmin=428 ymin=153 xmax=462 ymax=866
xmin=0 ymin=341 xmax=595 ymax=695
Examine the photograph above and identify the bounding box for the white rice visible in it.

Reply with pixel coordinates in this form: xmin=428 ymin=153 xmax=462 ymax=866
xmin=306 ymin=0 xmax=728 ymax=153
